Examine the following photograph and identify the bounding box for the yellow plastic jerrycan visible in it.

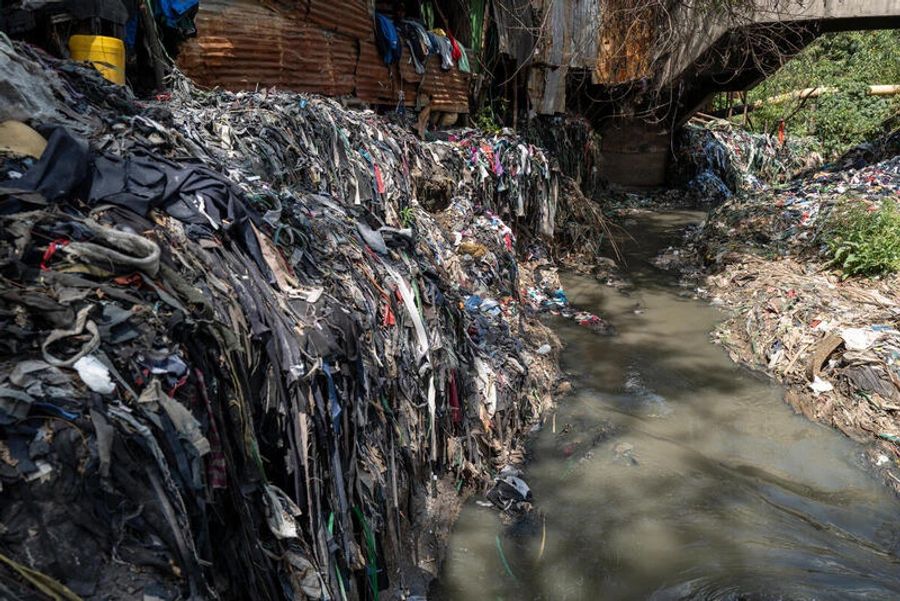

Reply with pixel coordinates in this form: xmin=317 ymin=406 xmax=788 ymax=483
xmin=68 ymin=35 xmax=126 ymax=85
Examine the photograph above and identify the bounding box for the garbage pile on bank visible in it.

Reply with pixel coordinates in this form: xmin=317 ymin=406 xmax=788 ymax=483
xmin=525 ymin=115 xmax=605 ymax=200
xmin=705 ymin=257 xmax=900 ymax=452
xmin=664 ymin=130 xmax=900 ymax=487
xmin=671 ymin=120 xmax=823 ymax=203
xmin=697 ymin=146 xmax=900 ymax=260
xmin=0 ymin=39 xmax=608 ymax=600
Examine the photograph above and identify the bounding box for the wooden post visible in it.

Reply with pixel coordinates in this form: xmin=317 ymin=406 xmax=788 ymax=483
xmin=741 ymin=91 xmax=749 ymax=126
xmin=512 ymin=71 xmax=518 ymax=130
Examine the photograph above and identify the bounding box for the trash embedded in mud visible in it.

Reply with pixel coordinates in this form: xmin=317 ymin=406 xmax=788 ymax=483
xmin=809 ymin=376 xmax=835 ymax=395
xmin=486 ymin=469 xmax=534 ymax=513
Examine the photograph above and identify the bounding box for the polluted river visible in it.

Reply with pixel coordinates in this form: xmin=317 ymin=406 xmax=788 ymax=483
xmin=435 ymin=211 xmax=900 ymax=601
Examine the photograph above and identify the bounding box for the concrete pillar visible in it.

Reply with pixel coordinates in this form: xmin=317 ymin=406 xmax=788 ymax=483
xmin=598 ymin=119 xmax=670 ymax=189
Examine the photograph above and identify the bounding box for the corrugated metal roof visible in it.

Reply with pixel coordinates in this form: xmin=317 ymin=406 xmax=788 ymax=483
xmin=355 ymin=36 xmax=402 ymax=105
xmin=399 ymin=57 xmax=470 ymax=113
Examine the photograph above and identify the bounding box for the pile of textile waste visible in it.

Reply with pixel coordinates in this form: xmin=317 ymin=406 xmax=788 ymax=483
xmin=412 ymin=126 xmax=612 ymax=332
xmin=672 ymin=119 xmax=823 ymax=203
xmin=0 ymin=39 xmax=608 ymax=600
xmin=697 ymin=147 xmax=900 ymax=260
xmin=525 ymin=115 xmax=605 ymax=200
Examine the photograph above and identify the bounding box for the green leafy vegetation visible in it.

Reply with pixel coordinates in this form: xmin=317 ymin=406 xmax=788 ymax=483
xmin=472 ymin=100 xmax=507 ymax=134
xmin=722 ymin=31 xmax=900 ymax=157
xmin=825 ymin=201 xmax=900 ymax=277
xmin=399 ymin=206 xmax=415 ymax=227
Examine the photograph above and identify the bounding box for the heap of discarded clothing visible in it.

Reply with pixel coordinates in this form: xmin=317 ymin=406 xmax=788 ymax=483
xmin=672 ymin=120 xmax=823 ymax=202
xmin=375 ymin=13 xmax=469 ymax=74
xmin=697 ymin=151 xmax=900 ymax=261
xmin=446 ymin=129 xmax=557 ymax=236
xmin=432 ymin=191 xmax=610 ymax=335
xmin=525 ymin=115 xmax=605 ymax=199
xmin=0 ymin=39 xmax=608 ymax=600
xmin=428 ymin=128 xmax=611 ymax=331
xmin=826 ymin=127 xmax=900 ymax=172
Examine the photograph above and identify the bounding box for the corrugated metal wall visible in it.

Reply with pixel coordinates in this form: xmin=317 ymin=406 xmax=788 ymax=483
xmin=178 ymin=0 xmax=471 ymax=112
xmin=492 ymin=0 xmax=604 ymax=116
xmin=177 ymin=0 xmax=654 ymax=117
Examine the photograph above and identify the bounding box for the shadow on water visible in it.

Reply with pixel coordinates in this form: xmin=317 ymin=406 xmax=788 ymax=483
xmin=433 ymin=211 xmax=900 ymax=601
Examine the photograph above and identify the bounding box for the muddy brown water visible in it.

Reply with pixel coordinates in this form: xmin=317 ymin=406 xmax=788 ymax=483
xmin=434 ymin=211 xmax=900 ymax=601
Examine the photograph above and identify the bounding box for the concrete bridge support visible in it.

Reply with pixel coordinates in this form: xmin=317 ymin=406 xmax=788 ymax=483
xmin=598 ymin=119 xmax=671 ymax=189
xmin=595 ymin=0 xmax=900 ymax=189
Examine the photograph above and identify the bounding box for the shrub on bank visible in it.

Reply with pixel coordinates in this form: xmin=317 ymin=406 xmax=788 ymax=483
xmin=825 ymin=201 xmax=900 ymax=277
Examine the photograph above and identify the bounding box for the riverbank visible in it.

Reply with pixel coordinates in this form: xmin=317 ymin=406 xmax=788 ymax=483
xmin=0 ymin=39 xmax=608 ymax=600
xmin=658 ymin=136 xmax=900 ymax=493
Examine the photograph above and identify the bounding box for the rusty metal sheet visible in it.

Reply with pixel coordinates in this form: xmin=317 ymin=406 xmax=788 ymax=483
xmin=399 ymin=57 xmax=470 ymax=113
xmin=178 ymin=0 xmax=356 ymax=95
xmin=569 ymin=0 xmax=599 ymax=69
xmin=530 ymin=0 xmax=599 ymax=69
xmin=256 ymin=0 xmax=372 ymax=38
xmin=493 ymin=0 xmax=535 ymax=67
xmin=595 ymin=0 xmax=655 ymax=84
xmin=356 ymin=37 xmax=469 ymax=112
xmin=306 ymin=0 xmax=373 ymax=40
xmin=355 ymin=36 xmax=403 ymax=105
xmin=422 ymin=70 xmax=470 ymax=113
xmin=179 ymin=0 xmax=467 ymax=111
xmin=527 ymin=65 xmax=567 ymax=114
xmin=537 ymin=0 xmax=569 ymax=66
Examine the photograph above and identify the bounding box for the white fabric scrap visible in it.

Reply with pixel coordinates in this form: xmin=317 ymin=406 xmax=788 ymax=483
xmin=475 ymin=357 xmax=497 ymax=427
xmin=384 ymin=264 xmax=430 ymax=361
xmin=809 ymin=376 xmax=834 ymax=395
xmin=839 ymin=327 xmax=882 ymax=351
xmin=73 ymin=355 xmax=115 ymax=394
xmin=263 ymin=484 xmax=303 ymax=539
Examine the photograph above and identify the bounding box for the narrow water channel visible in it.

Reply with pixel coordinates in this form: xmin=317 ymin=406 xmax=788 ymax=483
xmin=435 ymin=211 xmax=900 ymax=600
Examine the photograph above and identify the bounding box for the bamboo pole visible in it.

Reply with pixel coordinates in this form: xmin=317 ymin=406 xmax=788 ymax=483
xmin=710 ymin=84 xmax=900 ymax=118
